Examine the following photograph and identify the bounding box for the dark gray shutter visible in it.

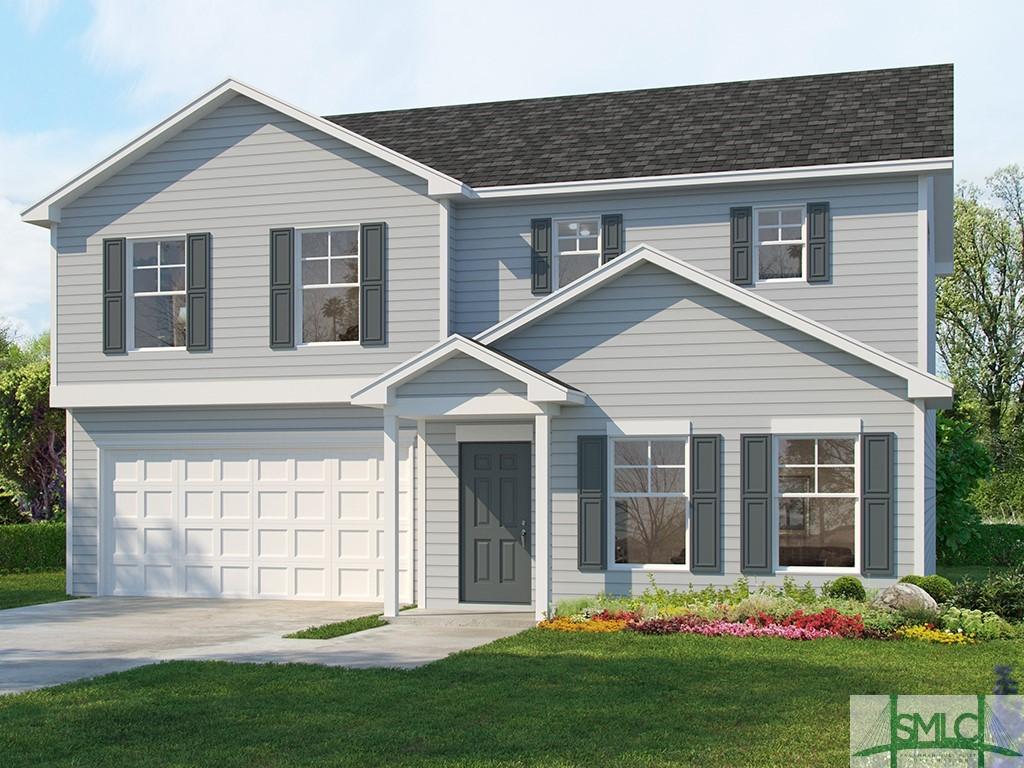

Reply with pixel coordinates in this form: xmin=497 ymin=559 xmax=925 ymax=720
xmin=186 ymin=233 xmax=211 ymax=352
xmin=730 ymin=206 xmax=753 ymax=286
xmin=690 ymin=435 xmax=721 ymax=573
xmin=360 ymin=222 xmax=387 ymax=346
xmin=269 ymin=228 xmax=294 ymax=349
xmin=102 ymin=238 xmax=126 ymax=354
xmin=531 ymin=218 xmax=552 ymax=295
xmin=740 ymin=434 xmax=772 ymax=574
xmin=600 ymin=213 xmax=623 ymax=264
xmin=806 ymin=202 xmax=831 ymax=283
xmin=862 ymin=433 xmax=894 ymax=576
xmin=577 ymin=435 xmax=607 ymax=571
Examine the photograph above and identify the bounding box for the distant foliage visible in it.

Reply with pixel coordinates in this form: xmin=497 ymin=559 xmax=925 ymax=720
xmin=972 ymin=469 xmax=1024 ymax=523
xmin=936 ymin=413 xmax=991 ymax=562
xmin=952 ymin=565 xmax=1024 ymax=622
xmin=944 ymin=523 xmax=1024 ymax=566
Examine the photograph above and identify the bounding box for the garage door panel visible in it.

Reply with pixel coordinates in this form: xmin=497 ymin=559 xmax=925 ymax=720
xmin=104 ymin=440 xmax=413 ymax=601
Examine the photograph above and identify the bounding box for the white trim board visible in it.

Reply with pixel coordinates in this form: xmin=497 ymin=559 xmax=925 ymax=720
xmin=455 ymin=423 xmax=533 ymax=443
xmin=475 ymin=243 xmax=953 ymax=407
xmin=22 ymin=78 xmax=465 ymax=227
xmin=466 ymin=158 xmax=954 ymax=199
xmin=769 ymin=418 xmax=862 ymax=434
xmin=606 ymin=419 xmax=691 ymax=437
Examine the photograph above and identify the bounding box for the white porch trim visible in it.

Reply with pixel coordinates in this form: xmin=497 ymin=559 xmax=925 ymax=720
xmin=382 ymin=411 xmax=401 ymax=617
xmin=415 ymin=419 xmax=428 ymax=610
xmin=534 ymin=410 xmax=552 ymax=621
xmin=350 ymin=335 xmax=586 ymax=407
xmin=455 ymin=423 xmax=533 ymax=443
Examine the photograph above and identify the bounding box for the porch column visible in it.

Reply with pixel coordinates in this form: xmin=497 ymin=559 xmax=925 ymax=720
xmin=382 ymin=410 xmax=400 ymax=618
xmin=534 ymin=410 xmax=552 ymax=620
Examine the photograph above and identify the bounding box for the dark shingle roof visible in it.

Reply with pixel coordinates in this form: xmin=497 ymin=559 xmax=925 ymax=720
xmin=325 ymin=64 xmax=952 ymax=188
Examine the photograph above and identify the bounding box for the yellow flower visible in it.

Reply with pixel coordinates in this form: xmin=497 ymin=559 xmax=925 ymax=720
xmin=538 ymin=617 xmax=628 ymax=633
xmin=897 ymin=624 xmax=974 ymax=645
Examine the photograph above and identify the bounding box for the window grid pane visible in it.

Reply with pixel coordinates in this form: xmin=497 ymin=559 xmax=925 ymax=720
xmin=777 ymin=436 xmax=857 ymax=569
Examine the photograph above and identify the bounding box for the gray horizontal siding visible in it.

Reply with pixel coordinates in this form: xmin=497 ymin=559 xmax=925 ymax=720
xmin=397 ymin=355 xmax=526 ymax=399
xmin=490 ymin=262 xmax=917 ymax=601
xmin=450 ymin=177 xmax=920 ymax=365
xmin=56 ymin=95 xmax=440 ymax=385
xmin=67 ymin=404 xmax=392 ymax=596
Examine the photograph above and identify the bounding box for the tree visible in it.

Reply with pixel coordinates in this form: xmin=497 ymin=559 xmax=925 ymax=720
xmin=937 ymin=166 xmax=1024 ymax=465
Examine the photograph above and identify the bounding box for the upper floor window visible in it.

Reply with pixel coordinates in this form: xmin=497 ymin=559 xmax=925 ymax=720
xmin=555 ymin=219 xmax=601 ymax=288
xmin=756 ymin=207 xmax=804 ymax=281
xmin=130 ymin=238 xmax=186 ymax=349
xmin=298 ymin=227 xmax=359 ymax=343
xmin=611 ymin=437 xmax=688 ymax=566
xmin=776 ymin=436 xmax=858 ymax=570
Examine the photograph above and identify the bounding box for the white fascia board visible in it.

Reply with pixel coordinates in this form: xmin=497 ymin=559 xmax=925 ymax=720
xmin=350 ymin=335 xmax=584 ymax=407
xmin=22 ymin=78 xmax=465 ymax=227
xmin=50 ymin=377 xmax=373 ymax=409
xmin=475 ymin=243 xmax=954 ymax=405
xmin=464 ymin=158 xmax=955 ymax=200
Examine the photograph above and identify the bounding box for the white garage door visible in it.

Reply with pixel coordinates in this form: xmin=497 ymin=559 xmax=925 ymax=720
xmin=101 ymin=439 xmax=413 ymax=601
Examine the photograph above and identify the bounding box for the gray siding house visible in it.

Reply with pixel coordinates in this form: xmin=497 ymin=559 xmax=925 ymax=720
xmin=23 ymin=65 xmax=954 ymax=619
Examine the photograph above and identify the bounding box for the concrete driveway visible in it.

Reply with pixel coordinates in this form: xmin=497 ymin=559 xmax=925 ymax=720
xmin=0 ymin=598 xmax=534 ymax=695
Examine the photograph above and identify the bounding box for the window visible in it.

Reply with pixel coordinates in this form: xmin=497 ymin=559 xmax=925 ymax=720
xmin=131 ymin=239 xmax=186 ymax=349
xmin=555 ymin=219 xmax=601 ymax=288
xmin=756 ymin=207 xmax=804 ymax=280
xmin=299 ymin=227 xmax=359 ymax=343
xmin=611 ymin=438 xmax=687 ymax=566
xmin=776 ymin=436 xmax=858 ymax=569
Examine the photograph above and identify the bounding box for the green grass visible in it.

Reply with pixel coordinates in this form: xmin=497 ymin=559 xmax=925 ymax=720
xmin=0 ymin=630 xmax=1018 ymax=767
xmin=284 ymin=614 xmax=388 ymax=639
xmin=937 ymin=564 xmax=1014 ymax=583
xmin=0 ymin=570 xmax=77 ymax=610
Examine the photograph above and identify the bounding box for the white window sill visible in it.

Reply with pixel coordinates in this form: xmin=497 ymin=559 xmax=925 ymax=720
xmin=755 ymin=277 xmax=806 ymax=284
xmin=774 ymin=566 xmax=859 ymax=575
xmin=129 ymin=346 xmax=187 ymax=352
xmin=297 ymin=341 xmax=361 ymax=348
xmin=607 ymin=563 xmax=690 ymax=573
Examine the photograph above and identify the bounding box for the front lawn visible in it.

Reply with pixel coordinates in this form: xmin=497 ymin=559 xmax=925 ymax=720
xmin=0 ymin=570 xmax=75 ymax=610
xmin=0 ymin=630 xmax=1018 ymax=767
xmin=284 ymin=614 xmax=387 ymax=639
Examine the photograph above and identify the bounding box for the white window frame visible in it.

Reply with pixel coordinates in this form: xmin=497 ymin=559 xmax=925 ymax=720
xmin=607 ymin=435 xmax=690 ymax=572
xmin=773 ymin=433 xmax=860 ymax=575
xmin=126 ymin=236 xmax=188 ymax=352
xmin=295 ymin=224 xmax=361 ymax=346
xmin=553 ymin=217 xmax=602 ymax=289
xmin=753 ymin=205 xmax=806 ymax=284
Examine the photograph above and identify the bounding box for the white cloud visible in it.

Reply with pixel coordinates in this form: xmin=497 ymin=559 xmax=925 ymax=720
xmin=17 ymin=0 xmax=59 ymax=32
xmin=0 ymin=129 xmax=132 ymax=334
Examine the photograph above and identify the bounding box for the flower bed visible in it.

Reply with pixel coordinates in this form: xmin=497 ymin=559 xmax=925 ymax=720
xmin=541 ymin=575 xmax=1024 ymax=643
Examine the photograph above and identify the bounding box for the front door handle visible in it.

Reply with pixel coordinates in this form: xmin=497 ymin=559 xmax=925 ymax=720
xmin=520 ymin=520 xmax=528 ymax=546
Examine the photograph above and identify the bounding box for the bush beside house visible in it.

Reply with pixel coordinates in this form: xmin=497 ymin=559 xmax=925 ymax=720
xmin=0 ymin=522 xmax=65 ymax=573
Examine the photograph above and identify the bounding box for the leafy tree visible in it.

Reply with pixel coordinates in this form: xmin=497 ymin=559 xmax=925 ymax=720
xmin=936 ymin=412 xmax=991 ymax=562
xmin=937 ymin=167 xmax=1024 ymax=465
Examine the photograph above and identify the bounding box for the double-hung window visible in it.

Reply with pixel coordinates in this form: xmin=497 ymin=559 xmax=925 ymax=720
xmin=130 ymin=238 xmax=187 ymax=349
xmin=555 ymin=219 xmax=601 ymax=288
xmin=776 ymin=436 xmax=858 ymax=569
xmin=298 ymin=227 xmax=359 ymax=343
xmin=611 ymin=438 xmax=688 ymax=566
xmin=756 ymin=207 xmax=805 ymax=281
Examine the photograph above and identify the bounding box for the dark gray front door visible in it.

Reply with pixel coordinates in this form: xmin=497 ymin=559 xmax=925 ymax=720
xmin=459 ymin=442 xmax=531 ymax=605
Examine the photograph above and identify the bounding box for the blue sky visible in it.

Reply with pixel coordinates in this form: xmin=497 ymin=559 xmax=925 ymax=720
xmin=1 ymin=0 xmax=1021 ymax=336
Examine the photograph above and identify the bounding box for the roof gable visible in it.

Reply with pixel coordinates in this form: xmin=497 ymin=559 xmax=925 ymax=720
xmin=475 ymin=244 xmax=953 ymax=406
xmin=22 ymin=79 xmax=464 ymax=227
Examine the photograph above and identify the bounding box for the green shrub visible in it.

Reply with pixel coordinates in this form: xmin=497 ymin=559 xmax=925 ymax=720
xmin=900 ymin=574 xmax=955 ymax=603
xmin=952 ymin=566 xmax=1024 ymax=622
xmin=726 ymin=594 xmax=800 ymax=622
xmin=0 ymin=522 xmax=65 ymax=573
xmin=940 ymin=607 xmax=1014 ymax=640
xmin=860 ymin=609 xmax=906 ymax=638
xmin=822 ymin=576 xmax=866 ymax=601
xmin=973 ymin=469 xmax=1024 ymax=523
xmin=936 ymin=413 xmax=991 ymax=562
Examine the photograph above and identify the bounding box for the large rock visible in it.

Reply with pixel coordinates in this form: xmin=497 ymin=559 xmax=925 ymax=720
xmin=870 ymin=583 xmax=938 ymax=614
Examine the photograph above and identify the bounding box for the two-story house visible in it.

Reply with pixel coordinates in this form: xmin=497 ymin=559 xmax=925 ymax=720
xmin=22 ymin=64 xmax=954 ymax=619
